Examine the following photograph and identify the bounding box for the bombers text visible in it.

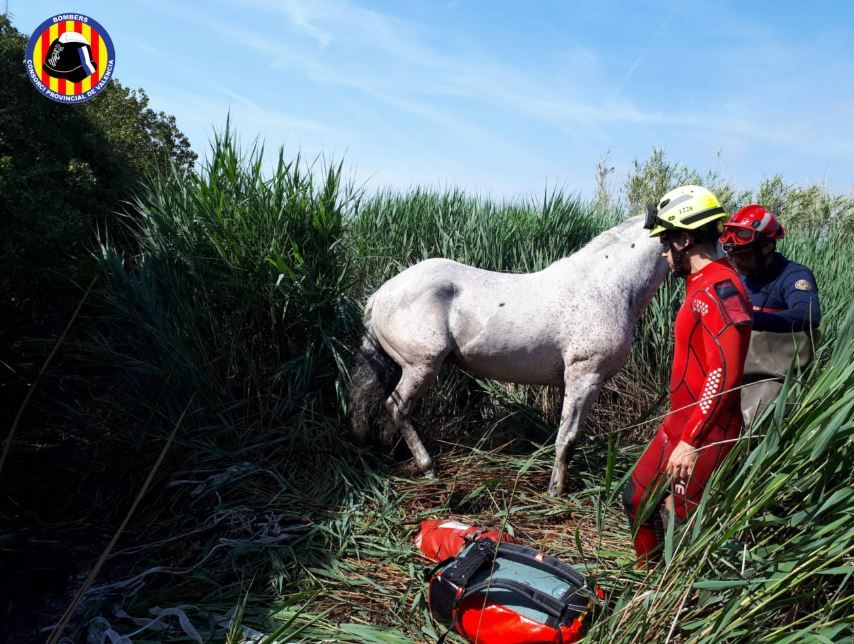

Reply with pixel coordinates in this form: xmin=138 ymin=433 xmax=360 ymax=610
xmin=52 ymin=14 xmax=89 ymax=24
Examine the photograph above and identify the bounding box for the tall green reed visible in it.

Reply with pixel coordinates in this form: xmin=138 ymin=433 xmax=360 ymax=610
xmin=94 ymin=125 xmax=359 ymax=433
xmin=349 ymin=188 xmax=617 ymax=293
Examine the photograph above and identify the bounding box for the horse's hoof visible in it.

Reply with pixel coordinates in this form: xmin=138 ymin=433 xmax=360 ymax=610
xmin=547 ymin=484 xmax=562 ymax=497
xmin=423 ymin=468 xmax=436 ymax=479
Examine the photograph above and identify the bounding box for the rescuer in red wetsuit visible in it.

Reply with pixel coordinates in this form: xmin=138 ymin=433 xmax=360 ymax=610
xmin=623 ymin=185 xmax=752 ymax=566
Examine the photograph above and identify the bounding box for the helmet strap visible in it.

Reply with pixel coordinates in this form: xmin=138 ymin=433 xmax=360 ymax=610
xmin=668 ymin=238 xmax=695 ymax=279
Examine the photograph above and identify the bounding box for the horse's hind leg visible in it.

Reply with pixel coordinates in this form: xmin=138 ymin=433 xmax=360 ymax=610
xmin=385 ymin=363 xmax=442 ymax=477
xmin=548 ymin=363 xmax=605 ymax=497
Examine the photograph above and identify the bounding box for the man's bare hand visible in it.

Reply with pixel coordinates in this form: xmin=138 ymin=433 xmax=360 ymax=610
xmin=666 ymin=440 xmax=698 ymax=481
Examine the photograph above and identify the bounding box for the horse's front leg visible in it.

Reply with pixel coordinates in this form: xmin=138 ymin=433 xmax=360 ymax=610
xmin=548 ymin=365 xmax=604 ymax=496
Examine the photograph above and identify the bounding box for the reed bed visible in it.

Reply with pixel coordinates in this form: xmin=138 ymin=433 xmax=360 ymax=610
xmin=39 ymin=131 xmax=853 ymax=642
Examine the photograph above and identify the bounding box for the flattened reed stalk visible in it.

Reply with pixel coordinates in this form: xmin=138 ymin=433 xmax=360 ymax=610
xmin=46 ymin=394 xmax=196 ymax=644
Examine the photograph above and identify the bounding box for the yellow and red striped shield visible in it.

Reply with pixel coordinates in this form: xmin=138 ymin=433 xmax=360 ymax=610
xmin=25 ymin=13 xmax=116 ymax=103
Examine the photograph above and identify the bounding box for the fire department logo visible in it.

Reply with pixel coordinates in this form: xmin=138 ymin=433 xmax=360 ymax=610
xmin=24 ymin=13 xmax=116 ymax=103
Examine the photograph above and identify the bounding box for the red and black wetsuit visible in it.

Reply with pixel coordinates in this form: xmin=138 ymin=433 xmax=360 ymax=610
xmin=623 ymin=258 xmax=752 ymax=563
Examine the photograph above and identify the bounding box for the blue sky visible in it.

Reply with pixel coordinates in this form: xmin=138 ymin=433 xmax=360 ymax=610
xmin=10 ymin=1 xmax=854 ymax=200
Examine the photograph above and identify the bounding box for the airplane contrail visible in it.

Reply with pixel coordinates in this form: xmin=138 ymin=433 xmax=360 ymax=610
xmin=612 ymin=0 xmax=682 ymax=100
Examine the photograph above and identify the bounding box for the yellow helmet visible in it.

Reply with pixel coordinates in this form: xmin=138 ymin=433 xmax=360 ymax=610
xmin=645 ymin=185 xmax=727 ymax=238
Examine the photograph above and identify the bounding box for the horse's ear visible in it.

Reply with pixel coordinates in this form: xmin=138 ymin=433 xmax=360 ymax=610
xmin=644 ymin=204 xmax=658 ymax=230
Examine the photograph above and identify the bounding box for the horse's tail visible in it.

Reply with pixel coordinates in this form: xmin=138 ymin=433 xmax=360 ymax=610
xmin=349 ymin=295 xmax=401 ymax=444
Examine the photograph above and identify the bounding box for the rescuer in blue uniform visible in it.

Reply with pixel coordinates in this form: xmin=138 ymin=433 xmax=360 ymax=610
xmin=720 ymin=205 xmax=821 ymax=423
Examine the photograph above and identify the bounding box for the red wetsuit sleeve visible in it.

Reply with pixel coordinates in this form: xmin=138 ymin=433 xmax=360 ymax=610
xmin=681 ymin=283 xmax=751 ymax=446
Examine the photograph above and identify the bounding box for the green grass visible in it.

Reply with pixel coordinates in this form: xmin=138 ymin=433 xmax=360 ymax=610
xmin=44 ymin=131 xmax=854 ymax=642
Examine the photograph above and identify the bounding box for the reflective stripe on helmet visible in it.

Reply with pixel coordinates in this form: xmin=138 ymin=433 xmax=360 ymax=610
xmin=681 ymin=206 xmax=725 ymax=225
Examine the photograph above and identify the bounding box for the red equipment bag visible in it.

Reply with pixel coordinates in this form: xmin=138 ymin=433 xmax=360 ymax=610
xmin=415 ymin=519 xmax=518 ymax=562
xmin=424 ymin=536 xmax=602 ymax=644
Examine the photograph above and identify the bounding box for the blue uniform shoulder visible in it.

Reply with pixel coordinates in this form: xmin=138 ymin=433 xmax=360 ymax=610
xmin=749 ymin=253 xmax=821 ymax=331
xmin=777 ymin=256 xmax=818 ymax=292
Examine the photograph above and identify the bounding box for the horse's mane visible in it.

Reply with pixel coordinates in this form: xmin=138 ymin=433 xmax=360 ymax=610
xmin=576 ymin=215 xmax=643 ymax=256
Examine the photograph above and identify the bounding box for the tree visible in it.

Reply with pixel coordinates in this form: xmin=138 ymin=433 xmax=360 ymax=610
xmin=623 ymin=148 xmax=748 ymax=216
xmin=0 ymin=14 xmax=196 ymax=318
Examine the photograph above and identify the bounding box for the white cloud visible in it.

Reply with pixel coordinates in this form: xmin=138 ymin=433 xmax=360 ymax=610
xmin=125 ymin=34 xmax=347 ymax=139
xmin=137 ymin=0 xmax=854 ymax=196
xmin=274 ymin=0 xmax=334 ymax=48
xmin=220 ymin=0 xmax=672 ymax=134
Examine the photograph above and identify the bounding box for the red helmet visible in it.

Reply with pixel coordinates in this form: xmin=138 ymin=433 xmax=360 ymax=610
xmin=720 ymin=205 xmax=786 ymax=251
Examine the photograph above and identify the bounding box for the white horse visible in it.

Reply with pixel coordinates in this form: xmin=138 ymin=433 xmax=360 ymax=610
xmin=349 ymin=215 xmax=668 ymax=496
